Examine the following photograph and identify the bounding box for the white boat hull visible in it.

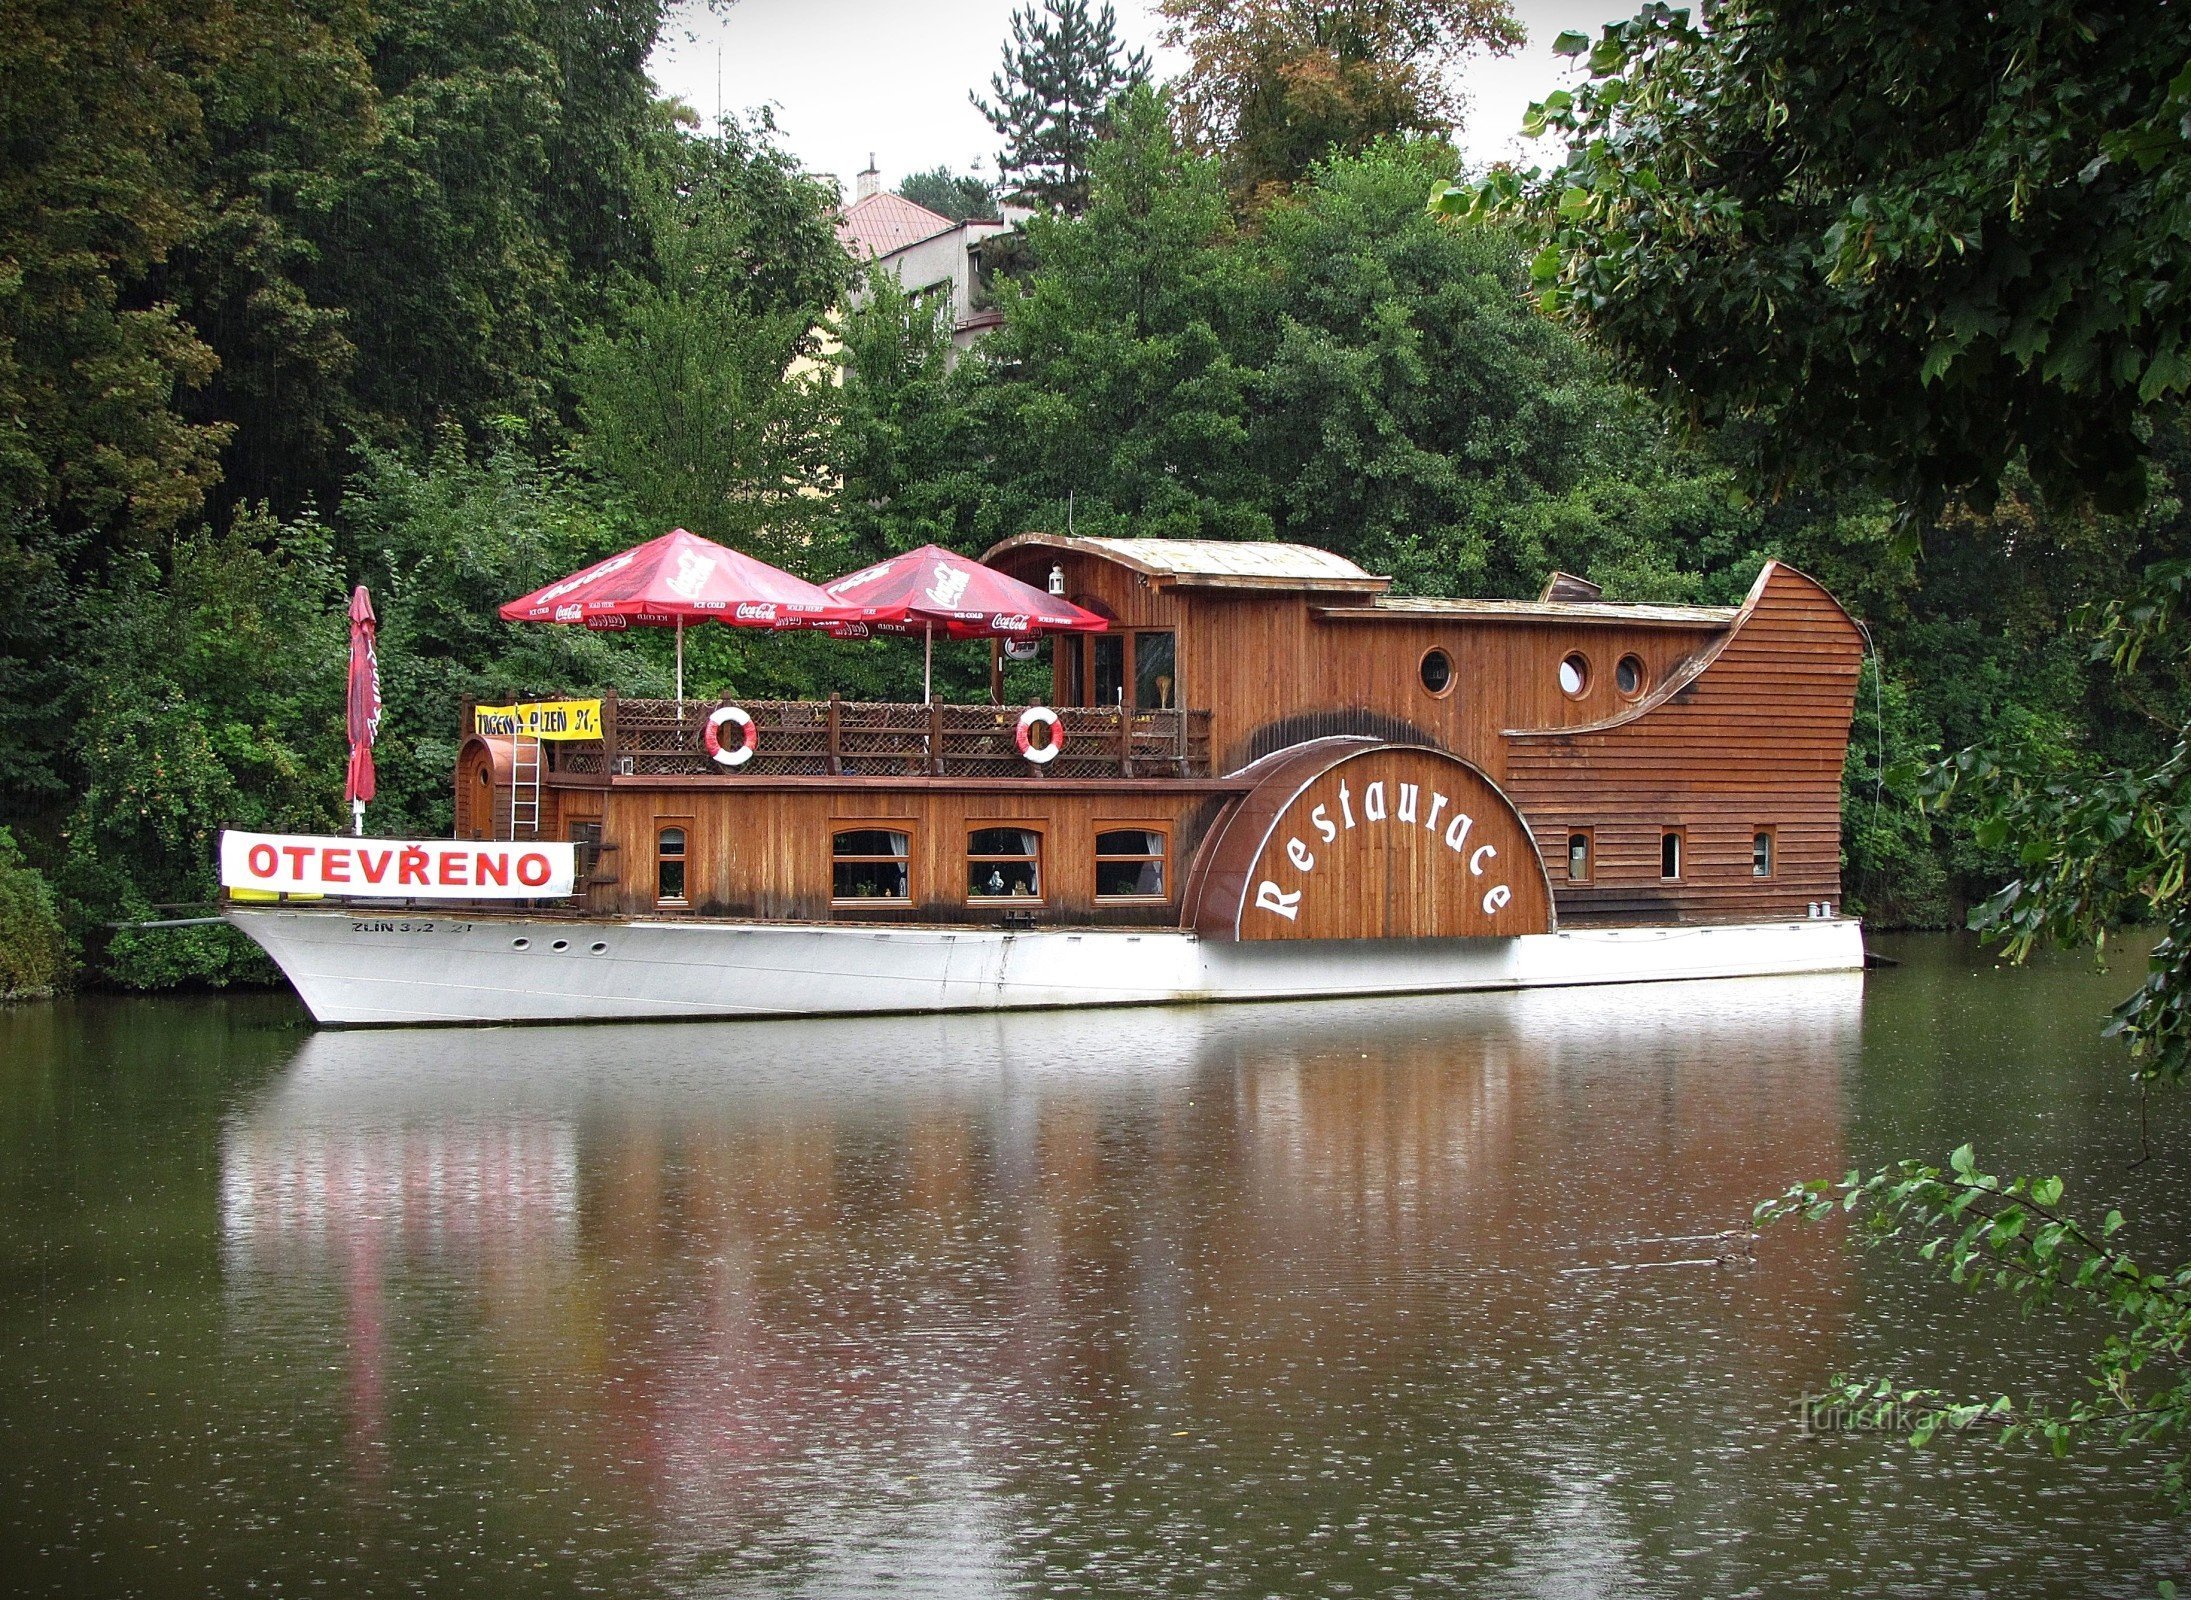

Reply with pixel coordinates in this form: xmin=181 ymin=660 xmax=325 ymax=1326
xmin=226 ymin=908 xmax=1867 ymax=1028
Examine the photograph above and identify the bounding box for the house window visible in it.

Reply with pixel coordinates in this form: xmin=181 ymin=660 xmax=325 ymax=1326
xmin=1753 ymin=828 xmax=1775 ymax=878
xmin=834 ymin=828 xmax=911 ymax=902
xmin=1134 ymin=631 xmax=1178 ymax=710
xmin=1095 ymin=829 xmax=1166 ymax=899
xmin=1420 ymin=648 xmax=1454 ymax=696
xmin=656 ymin=825 xmax=688 ymax=905
xmin=1616 ymin=654 xmax=1646 ymax=697
xmin=1566 ymin=831 xmax=1592 ymax=883
xmin=1560 ymin=652 xmax=1590 ymax=697
xmin=1660 ymin=829 xmax=1683 ymax=881
xmin=968 ymin=827 xmax=1041 ymax=900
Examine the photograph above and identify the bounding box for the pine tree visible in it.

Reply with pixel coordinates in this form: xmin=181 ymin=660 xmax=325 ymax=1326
xmin=970 ymin=0 xmax=1150 ymax=216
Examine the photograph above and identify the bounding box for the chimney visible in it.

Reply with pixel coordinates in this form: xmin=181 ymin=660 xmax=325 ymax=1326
xmin=855 ymin=153 xmax=881 ymax=201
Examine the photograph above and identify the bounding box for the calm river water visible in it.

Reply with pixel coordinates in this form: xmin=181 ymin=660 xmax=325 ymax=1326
xmin=2 ymin=934 xmax=2186 ymax=1598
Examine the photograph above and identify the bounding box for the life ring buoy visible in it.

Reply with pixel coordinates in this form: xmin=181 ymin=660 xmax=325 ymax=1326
xmin=704 ymin=704 xmax=757 ymax=767
xmin=1015 ymin=705 xmax=1062 ymax=765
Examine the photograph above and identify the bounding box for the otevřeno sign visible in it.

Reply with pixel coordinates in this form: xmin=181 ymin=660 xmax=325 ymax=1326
xmin=220 ymin=831 xmax=575 ymax=899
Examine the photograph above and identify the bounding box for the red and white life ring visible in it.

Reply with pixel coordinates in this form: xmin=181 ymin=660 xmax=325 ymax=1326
xmin=705 ymin=704 xmax=757 ymax=768
xmin=1015 ymin=705 xmax=1062 ymax=765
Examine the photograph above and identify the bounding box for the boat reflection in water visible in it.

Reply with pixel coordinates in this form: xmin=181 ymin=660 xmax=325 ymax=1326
xmin=223 ymin=973 xmax=1862 ymax=1593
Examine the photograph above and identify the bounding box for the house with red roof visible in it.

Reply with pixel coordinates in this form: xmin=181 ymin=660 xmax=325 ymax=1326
xmin=836 ymin=157 xmax=1021 ymax=351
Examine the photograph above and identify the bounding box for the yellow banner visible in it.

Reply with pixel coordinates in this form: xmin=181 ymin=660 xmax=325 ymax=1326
xmin=474 ymin=699 xmax=603 ymax=740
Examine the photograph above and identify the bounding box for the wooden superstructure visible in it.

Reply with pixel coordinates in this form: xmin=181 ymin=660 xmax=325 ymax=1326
xmin=459 ymin=537 xmax=1864 ymax=940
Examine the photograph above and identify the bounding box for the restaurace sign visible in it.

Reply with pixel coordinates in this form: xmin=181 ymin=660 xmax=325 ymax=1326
xmin=1200 ymin=745 xmax=1553 ymax=942
xmin=1254 ymin=774 xmax=1517 ymax=922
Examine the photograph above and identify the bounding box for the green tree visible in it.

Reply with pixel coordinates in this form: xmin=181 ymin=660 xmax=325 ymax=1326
xmin=304 ymin=0 xmax=676 ymax=459
xmin=1437 ymin=1 xmax=2191 ymax=517
xmin=1243 ymin=137 xmax=1733 ymax=594
xmin=0 ymin=0 xmax=239 ymax=547
xmin=896 ymin=166 xmax=998 ymax=222
xmin=981 ymin=86 xmax=1265 ymax=538
xmin=1162 ymin=0 xmax=1520 ymax=197
xmin=833 ymin=268 xmax=1008 ymax=559
xmin=571 ymin=117 xmax=851 ymax=559
xmin=0 ymin=826 xmax=66 ymax=998
xmin=972 ymin=0 xmax=1151 ymax=215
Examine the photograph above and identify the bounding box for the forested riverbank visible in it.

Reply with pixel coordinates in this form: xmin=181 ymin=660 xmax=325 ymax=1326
xmin=4 ymin=0 xmax=2186 ymax=994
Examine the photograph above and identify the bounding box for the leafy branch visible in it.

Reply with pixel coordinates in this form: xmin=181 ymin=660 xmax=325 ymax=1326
xmin=1758 ymin=1146 xmax=2191 ymax=1504
xmin=1906 ymin=556 xmax=2191 ymax=1087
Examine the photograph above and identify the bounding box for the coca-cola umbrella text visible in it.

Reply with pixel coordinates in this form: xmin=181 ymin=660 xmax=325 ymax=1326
xmin=822 ymin=545 xmax=1106 ymax=701
xmin=499 ymin=528 xmax=857 ymax=703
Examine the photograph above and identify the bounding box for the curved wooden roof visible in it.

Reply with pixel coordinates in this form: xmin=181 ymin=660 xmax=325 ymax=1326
xmin=985 ymin=533 xmax=1390 ymax=593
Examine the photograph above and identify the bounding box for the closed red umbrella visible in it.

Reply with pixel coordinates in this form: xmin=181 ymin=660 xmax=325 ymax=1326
xmin=823 ymin=545 xmax=1107 ymax=700
xmin=500 ymin=528 xmax=856 ymax=702
xmin=345 ymin=585 xmax=381 ymax=836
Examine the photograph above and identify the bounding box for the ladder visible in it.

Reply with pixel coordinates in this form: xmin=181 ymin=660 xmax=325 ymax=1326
xmin=508 ymin=733 xmax=543 ymax=838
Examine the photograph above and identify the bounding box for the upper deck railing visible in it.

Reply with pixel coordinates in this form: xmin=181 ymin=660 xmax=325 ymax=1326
xmin=485 ymin=694 xmax=1213 ymax=781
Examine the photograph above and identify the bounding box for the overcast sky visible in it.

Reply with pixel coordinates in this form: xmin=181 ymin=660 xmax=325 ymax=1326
xmin=648 ymin=0 xmax=1632 ymax=198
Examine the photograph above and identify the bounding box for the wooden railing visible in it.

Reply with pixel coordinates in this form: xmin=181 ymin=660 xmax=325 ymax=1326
xmin=519 ymin=695 xmax=1212 ymax=780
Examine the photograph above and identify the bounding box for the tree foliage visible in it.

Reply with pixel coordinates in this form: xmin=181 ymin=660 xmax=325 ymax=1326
xmin=1163 ymin=0 xmax=1521 ymax=196
xmin=1760 ymin=1147 xmax=2191 ymax=1509
xmin=972 ymin=0 xmax=1150 ymax=214
xmin=1436 ymin=0 xmax=2191 ymax=518
xmin=896 ymin=167 xmax=999 ymax=222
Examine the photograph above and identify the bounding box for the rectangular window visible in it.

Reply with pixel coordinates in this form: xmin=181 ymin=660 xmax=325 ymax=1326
xmin=656 ymin=825 xmax=688 ymax=905
xmin=834 ymin=828 xmax=911 ymax=902
xmin=968 ymin=826 xmax=1042 ymax=900
xmin=1753 ymin=828 xmax=1775 ymax=878
xmin=1566 ymin=830 xmax=1592 ymax=883
xmin=1133 ymin=631 xmax=1177 ymax=710
xmin=1660 ymin=829 xmax=1683 ymax=881
xmin=1092 ymin=635 xmax=1126 ymax=708
xmin=1095 ymin=828 xmax=1166 ymax=899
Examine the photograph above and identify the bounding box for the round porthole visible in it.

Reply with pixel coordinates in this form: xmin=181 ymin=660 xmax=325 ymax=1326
xmin=1419 ymin=647 xmax=1454 ymax=696
xmin=510 ymin=937 xmax=530 ymax=950
xmin=589 ymin=941 xmax=608 ymax=954
xmin=1616 ymin=654 xmax=1646 ymax=697
xmin=550 ymin=939 xmax=569 ymax=952
xmin=1559 ymin=652 xmax=1590 ymax=698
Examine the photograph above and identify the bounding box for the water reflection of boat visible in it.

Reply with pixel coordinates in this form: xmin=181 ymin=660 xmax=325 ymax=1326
xmin=221 ymin=974 xmax=1862 ymax=1565
xmin=249 ymin=969 xmax=1864 ymax=1117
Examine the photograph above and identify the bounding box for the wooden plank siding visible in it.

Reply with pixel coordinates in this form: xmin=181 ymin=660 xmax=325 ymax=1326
xmin=569 ymin=783 xmax=1235 ymax=926
xmin=986 ymin=541 xmax=1729 ymax=780
xmin=463 ymin=542 xmax=1862 ymax=937
xmin=1500 ymin=563 xmax=1862 ymax=926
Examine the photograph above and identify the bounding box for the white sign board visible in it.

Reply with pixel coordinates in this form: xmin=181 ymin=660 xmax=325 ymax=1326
xmin=220 ymin=831 xmax=575 ymax=900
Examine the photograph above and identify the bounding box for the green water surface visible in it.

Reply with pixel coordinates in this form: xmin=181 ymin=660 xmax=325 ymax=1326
xmin=2 ymin=934 xmax=2184 ymax=1597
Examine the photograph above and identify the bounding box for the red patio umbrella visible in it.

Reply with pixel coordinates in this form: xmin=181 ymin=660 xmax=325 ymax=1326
xmin=822 ymin=545 xmax=1107 ymax=701
xmin=499 ymin=528 xmax=856 ymax=702
xmin=345 ymin=585 xmax=382 ymax=837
